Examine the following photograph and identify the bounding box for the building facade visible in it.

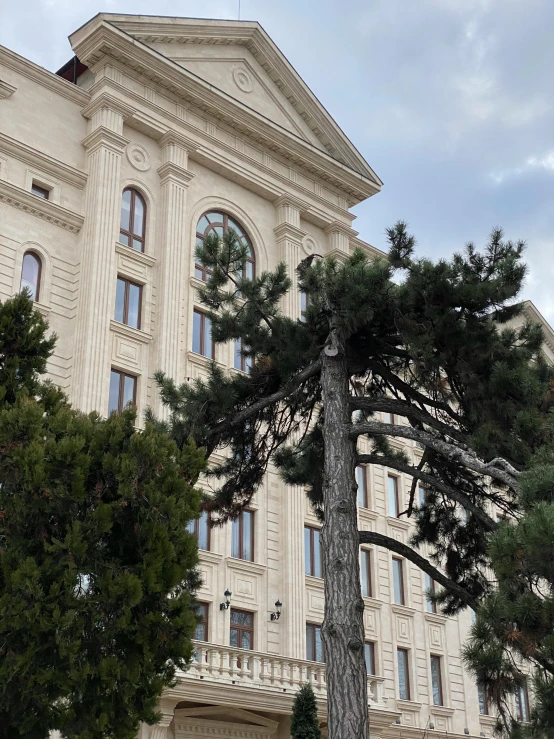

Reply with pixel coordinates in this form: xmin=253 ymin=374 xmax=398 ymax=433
xmin=1 ymin=14 xmax=551 ymax=739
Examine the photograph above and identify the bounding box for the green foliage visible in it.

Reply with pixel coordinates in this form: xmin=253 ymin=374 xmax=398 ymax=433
xmin=464 ymin=415 xmax=554 ymax=737
xmin=290 ymin=683 xmax=322 ymax=739
xmin=0 ymin=294 xmax=206 ymax=739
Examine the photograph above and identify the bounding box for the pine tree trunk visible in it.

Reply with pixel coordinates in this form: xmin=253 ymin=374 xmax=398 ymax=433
xmin=320 ymin=344 xmax=368 ymax=739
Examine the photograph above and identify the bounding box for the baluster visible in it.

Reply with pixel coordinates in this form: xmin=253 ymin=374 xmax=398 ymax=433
xmin=251 ymin=654 xmax=261 ymax=683
xmin=367 ymin=677 xmax=375 ymax=703
xmin=221 ymin=647 xmax=231 ymax=679
xmin=259 ymin=656 xmax=269 ymax=685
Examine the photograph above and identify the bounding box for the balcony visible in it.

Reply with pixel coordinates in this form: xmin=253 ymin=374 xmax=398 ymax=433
xmin=181 ymin=641 xmax=387 ymax=708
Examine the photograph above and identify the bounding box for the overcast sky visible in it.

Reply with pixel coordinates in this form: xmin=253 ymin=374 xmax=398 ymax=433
xmin=2 ymin=0 xmax=553 ymax=321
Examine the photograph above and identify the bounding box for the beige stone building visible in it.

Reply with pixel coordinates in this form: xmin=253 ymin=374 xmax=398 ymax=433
xmin=1 ymin=13 xmax=551 ymax=739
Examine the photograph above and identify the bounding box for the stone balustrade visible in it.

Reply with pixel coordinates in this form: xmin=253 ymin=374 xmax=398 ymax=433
xmin=181 ymin=641 xmax=386 ymax=708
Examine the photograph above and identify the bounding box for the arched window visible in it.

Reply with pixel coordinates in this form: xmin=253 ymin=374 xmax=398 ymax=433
xmin=120 ymin=188 xmax=146 ymax=252
xmin=195 ymin=211 xmax=255 ymax=281
xmin=20 ymin=252 xmax=42 ymax=301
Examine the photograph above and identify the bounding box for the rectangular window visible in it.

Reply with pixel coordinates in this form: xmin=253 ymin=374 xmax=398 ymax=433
xmin=114 ymin=276 xmax=142 ymax=329
xmin=425 ymin=573 xmax=437 ymax=613
xmin=192 ymin=309 xmax=214 ymax=358
xmin=304 ymin=526 xmax=322 ymax=578
xmin=306 ymin=623 xmax=324 ymax=663
xmin=430 ymin=655 xmax=444 ymax=705
xmin=31 ymin=182 xmax=49 ymax=199
xmin=384 ymin=412 xmax=395 ymax=424
xmin=108 ymin=369 xmax=136 ymax=415
xmin=515 ymin=681 xmax=530 ymax=722
xmin=300 ymin=291 xmax=308 ymax=321
xmin=397 ymin=648 xmax=410 ymax=700
xmin=478 ymin=683 xmax=488 ymax=715
xmin=187 ymin=510 xmax=210 ymax=551
xmin=230 ymin=608 xmax=254 ymax=650
xmin=234 ymin=339 xmax=252 ymax=373
xmin=392 ymin=558 xmax=405 ymax=605
xmin=418 ymin=484 xmax=426 ymax=507
xmin=364 ymin=641 xmax=376 ymax=675
xmin=231 ymin=510 xmax=254 ymax=561
xmin=356 ymin=465 xmax=368 ymax=508
xmin=388 ymin=475 xmax=399 ymax=517
xmin=361 ymin=549 xmax=372 ymax=598
xmin=195 ymin=602 xmax=209 ymax=641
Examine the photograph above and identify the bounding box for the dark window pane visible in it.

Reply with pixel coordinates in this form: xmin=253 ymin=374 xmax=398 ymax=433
xmin=32 ymin=183 xmax=49 ymax=199
xmin=243 ymin=510 xmax=253 ymax=561
xmin=357 ymin=466 xmax=366 ymax=507
xmin=393 ymin=559 xmax=404 ymax=605
xmin=304 ymin=527 xmax=311 ymax=576
xmin=21 ymin=253 xmax=41 ymax=301
xmin=203 ymin=315 xmax=213 ymax=358
xmin=365 ymin=642 xmax=375 ymax=675
xmin=231 ymin=610 xmax=252 ymax=626
xmin=361 ymin=550 xmax=371 ymax=597
xmin=119 ymin=232 xmax=129 ymax=246
xmin=431 ymin=656 xmax=442 ymax=705
xmin=122 ymin=375 xmax=135 ymax=407
xmin=388 ymin=476 xmax=398 ymax=517
xmin=478 ymin=684 xmax=487 ymax=715
xmin=195 ymin=603 xmax=208 ymax=641
xmin=245 ymin=261 xmax=253 ymax=280
xmin=313 ymin=529 xmax=321 ymax=578
xmin=114 ymin=278 xmax=126 ymax=323
xmin=230 ymin=628 xmax=239 ymax=648
xmin=231 ymin=518 xmax=240 ymax=558
xmin=108 ymin=371 xmax=120 ymax=414
xmin=195 ymin=266 xmax=204 ymax=280
xmin=192 ymin=311 xmax=202 ymax=354
xmin=234 ymin=339 xmax=243 ymax=370
xmin=398 ymin=649 xmax=409 ymax=700
xmin=425 ymin=574 xmax=436 ymax=613
xmin=120 ymin=189 xmax=131 ymax=231
xmin=197 ymin=216 xmax=209 ymax=232
xmin=418 ymin=485 xmax=425 ymax=507
xmin=132 ymin=238 xmax=142 ymax=252
xmin=127 ymin=283 xmax=141 ymax=329
xmin=241 ymin=631 xmax=251 ymax=650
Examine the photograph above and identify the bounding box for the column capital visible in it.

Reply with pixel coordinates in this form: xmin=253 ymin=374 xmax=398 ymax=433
xmin=157 ymin=161 xmax=195 ymax=187
xmin=159 ymin=130 xmax=198 ymax=152
xmin=82 ymin=91 xmax=135 ymax=123
xmin=274 ymin=193 xmax=309 ymax=229
xmin=149 ymin=698 xmax=176 ymax=739
xmin=324 ymin=220 xmax=358 ymax=256
xmin=273 ymin=222 xmax=305 ymax=244
xmin=81 ymin=126 xmax=130 ymax=156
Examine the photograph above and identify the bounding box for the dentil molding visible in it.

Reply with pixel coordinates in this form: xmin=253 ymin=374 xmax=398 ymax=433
xmin=0 ymin=180 xmax=84 ymax=233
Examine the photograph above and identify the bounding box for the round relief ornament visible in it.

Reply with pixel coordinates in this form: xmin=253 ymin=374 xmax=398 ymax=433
xmin=302 ymin=236 xmax=318 ymax=256
xmin=126 ymin=143 xmax=151 ymax=172
xmin=233 ymin=66 xmax=254 ymax=93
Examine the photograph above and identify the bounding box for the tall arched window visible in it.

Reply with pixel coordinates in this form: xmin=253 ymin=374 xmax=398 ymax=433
xmin=195 ymin=211 xmax=255 ymax=281
xmin=20 ymin=252 xmax=42 ymax=301
xmin=120 ymin=188 xmax=146 ymax=252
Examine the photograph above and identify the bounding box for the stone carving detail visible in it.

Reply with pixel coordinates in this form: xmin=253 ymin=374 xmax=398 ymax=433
xmin=302 ymin=235 xmax=318 ymax=257
xmin=233 ymin=66 xmax=255 ymax=93
xmin=126 ymin=143 xmax=151 ymax=172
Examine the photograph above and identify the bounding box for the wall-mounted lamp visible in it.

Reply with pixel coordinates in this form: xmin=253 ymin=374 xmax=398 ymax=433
xmin=220 ymin=589 xmax=232 ymax=611
xmin=270 ymin=599 xmax=282 ymax=621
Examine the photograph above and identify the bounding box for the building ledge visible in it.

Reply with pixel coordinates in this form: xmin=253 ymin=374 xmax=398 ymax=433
xmin=0 ymin=179 xmax=83 ymax=233
xmin=115 ymin=241 xmax=156 ymax=267
xmin=226 ymin=557 xmax=267 ymax=576
xmin=391 ymin=603 xmax=416 ymax=617
xmin=430 ymin=705 xmax=455 ymax=717
xmin=198 ymin=550 xmax=223 ymax=565
xmin=110 ymin=319 xmax=152 ymax=344
xmin=424 ymin=611 xmax=448 ymax=625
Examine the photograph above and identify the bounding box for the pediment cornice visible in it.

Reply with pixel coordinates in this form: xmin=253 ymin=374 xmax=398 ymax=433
xmin=69 ymin=18 xmax=380 ymax=205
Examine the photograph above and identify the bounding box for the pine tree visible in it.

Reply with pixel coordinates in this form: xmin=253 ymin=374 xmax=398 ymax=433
xmin=291 ymin=684 xmax=322 ymax=739
xmin=0 ymin=294 xmax=206 ymax=739
xmin=153 ymin=224 xmax=553 ymax=739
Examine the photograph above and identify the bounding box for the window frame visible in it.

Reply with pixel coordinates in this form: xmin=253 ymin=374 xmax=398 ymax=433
xmin=195 ymin=211 xmax=255 ymax=282
xmin=229 ymin=608 xmax=254 ymax=651
xmin=388 ymin=474 xmax=400 ymax=517
xmin=31 ymin=182 xmax=50 ymax=199
xmin=115 ymin=275 xmax=143 ymax=330
xmin=119 ymin=187 xmax=146 ymax=252
xmin=306 ymin=622 xmax=324 ymax=663
xmin=364 ymin=641 xmax=376 ymax=676
xmin=397 ymin=647 xmax=411 ymax=700
xmin=478 ymin=683 xmax=488 ymax=715
xmin=192 ymin=308 xmax=215 ymax=359
xmin=194 ymin=602 xmax=209 ymax=642
xmin=430 ymin=654 xmax=444 ymax=706
xmin=384 ymin=411 xmax=395 ymax=425
xmin=392 ymin=557 xmax=405 ymax=605
xmin=425 ymin=573 xmax=437 ymax=613
xmin=231 ymin=509 xmax=255 ymax=562
xmin=304 ymin=525 xmax=323 ymax=578
xmin=360 ymin=548 xmax=372 ymax=598
xmin=356 ymin=464 xmax=368 ymax=508
xmin=515 ymin=681 xmax=530 ymax=722
xmin=20 ymin=251 xmax=42 ymax=302
xmin=108 ymin=369 xmax=137 ymax=415
xmin=187 ymin=509 xmax=211 ymax=552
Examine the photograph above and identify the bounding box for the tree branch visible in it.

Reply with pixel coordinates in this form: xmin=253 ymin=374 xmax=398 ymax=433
xmin=351 ymin=396 xmax=466 ymax=444
xmin=351 ymin=421 xmax=519 ymax=491
xmin=357 ymin=453 xmax=498 ymax=531
xmin=358 ymin=530 xmax=479 ymax=611
xmin=208 ymin=360 xmax=322 ymax=438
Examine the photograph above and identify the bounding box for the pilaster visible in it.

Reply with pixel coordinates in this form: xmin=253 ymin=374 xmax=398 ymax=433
xmin=283 ymin=484 xmax=307 ymax=659
xmin=154 ymin=132 xmax=196 ymax=415
xmin=71 ymin=93 xmax=132 ymax=413
xmin=324 ymin=220 xmax=357 ymax=258
xmin=273 ymin=194 xmax=307 ymax=319
xmin=148 ymin=698 xmax=177 ymax=739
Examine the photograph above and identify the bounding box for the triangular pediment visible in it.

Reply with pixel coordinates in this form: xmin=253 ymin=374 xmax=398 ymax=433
xmin=82 ymin=14 xmax=380 ymax=185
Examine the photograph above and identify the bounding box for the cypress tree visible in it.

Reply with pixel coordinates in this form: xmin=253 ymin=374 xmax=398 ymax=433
xmin=0 ymin=294 xmax=205 ymax=739
xmin=291 ymin=684 xmax=322 ymax=739
xmin=154 ymin=224 xmax=553 ymax=738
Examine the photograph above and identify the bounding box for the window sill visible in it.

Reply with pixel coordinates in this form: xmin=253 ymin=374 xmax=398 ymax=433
xmin=391 ymin=603 xmax=416 ymax=616
xmin=110 ymin=320 xmax=152 ymax=344
xmin=362 ymin=596 xmax=383 ymax=610
xmin=479 ymin=715 xmax=497 ymax=726
xmin=187 ymin=351 xmax=226 ymax=370
xmin=430 ymin=705 xmax=455 ymax=717
xmin=305 ymin=575 xmax=324 ymax=588
xmin=359 ymin=508 xmax=379 ymax=522
xmin=386 ymin=516 xmax=411 ymax=530
xmin=115 ymin=241 xmax=156 ymax=267
xmin=33 ymin=300 xmax=51 ymax=317
xmin=226 ymin=557 xmax=266 ymax=576
xmin=198 ymin=550 xmax=223 ymax=564
xmin=395 ymin=699 xmax=422 ymax=711
xmin=424 ymin=611 xmax=448 ymax=625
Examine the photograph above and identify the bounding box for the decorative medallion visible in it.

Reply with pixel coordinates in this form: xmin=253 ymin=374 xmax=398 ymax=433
xmin=302 ymin=235 xmax=318 ymax=257
xmin=126 ymin=143 xmax=151 ymax=172
xmin=232 ymin=66 xmax=255 ymax=93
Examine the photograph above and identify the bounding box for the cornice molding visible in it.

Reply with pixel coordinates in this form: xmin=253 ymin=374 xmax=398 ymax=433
xmin=273 ymin=222 xmax=305 ymax=243
xmin=0 ymin=45 xmax=90 ymax=105
xmin=0 ymin=132 xmax=87 ymax=188
xmin=157 ymin=161 xmax=195 ymax=186
xmin=109 ymin=320 xmax=152 ymax=344
xmin=81 ymin=126 xmax=130 ymax=155
xmin=226 ymin=557 xmax=267 ymax=576
xmin=0 ymin=180 xmax=84 ymax=233
xmin=522 ymin=300 xmax=554 ymax=353
xmin=81 ymin=90 xmax=136 ymax=121
xmin=159 ymin=129 xmax=198 ymax=152
xmin=69 ymin=21 xmax=380 ymax=204
xmin=0 ymin=79 xmax=16 ymax=99
xmin=324 ymin=220 xmax=358 ymax=238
